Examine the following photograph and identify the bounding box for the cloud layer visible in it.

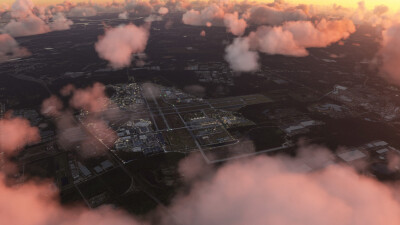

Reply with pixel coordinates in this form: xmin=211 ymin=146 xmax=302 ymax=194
xmin=41 ymin=83 xmax=117 ymax=158
xmin=225 ymin=18 xmax=356 ymax=72
xmin=225 ymin=37 xmax=259 ymax=72
xmin=0 ymin=34 xmax=30 ymax=62
xmin=0 ymin=116 xmax=40 ymax=155
xmin=2 ymin=0 xmax=73 ymax=37
xmin=247 ymin=5 xmax=309 ymax=25
xmin=378 ymin=23 xmax=400 ymax=85
xmin=162 ymin=148 xmax=400 ymax=225
xmin=95 ymin=24 xmax=149 ymax=69
xmin=0 ymin=172 xmax=144 ymax=225
xmin=5 ymin=82 xmax=400 ymax=225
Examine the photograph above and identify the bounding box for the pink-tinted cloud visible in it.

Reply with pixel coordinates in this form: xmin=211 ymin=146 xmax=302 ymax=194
xmin=10 ymin=0 xmax=34 ymax=18
xmin=95 ymin=24 xmax=149 ymax=69
xmin=0 ymin=33 xmax=30 ymax=62
xmin=3 ymin=0 xmax=74 ymax=37
xmin=373 ymin=5 xmax=389 ymax=16
xmin=158 ymin=6 xmax=169 ymax=15
xmin=350 ymin=2 xmax=393 ymax=27
xmin=69 ymin=83 xmax=109 ymax=113
xmin=4 ymin=15 xmax=50 ymax=37
xmin=4 ymin=129 xmax=400 ymax=225
xmin=118 ymin=11 xmax=129 ymax=19
xmin=144 ymin=14 xmax=162 ymax=22
xmin=182 ymin=10 xmax=205 ymax=26
xmin=284 ymin=19 xmax=355 ymax=48
xmin=0 ymin=3 xmax=9 ymax=13
xmin=126 ymin=1 xmax=153 ymax=16
xmin=247 ymin=19 xmax=355 ymax=57
xmin=182 ymin=3 xmax=224 ymax=26
xmin=247 ymin=5 xmax=309 ymax=25
xmin=162 ymin=147 xmax=400 ymax=225
xmin=224 ymin=17 xmax=355 ymax=71
xmin=178 ymin=152 xmax=214 ymax=183
xmin=378 ymin=23 xmax=400 ymax=85
xmin=41 ymin=95 xmax=64 ymax=117
xmin=41 ymin=83 xmax=118 ymax=158
xmin=225 ymin=37 xmax=259 ymax=72
xmin=49 ymin=13 xmax=73 ymax=31
xmin=248 ymin=25 xmax=308 ymax=57
xmin=80 ymin=118 xmax=117 ymax=158
xmin=0 ymin=172 xmax=144 ymax=225
xmin=6 ymin=0 xmax=49 ymax=35
xmin=0 ymin=116 xmax=40 ymax=155
xmin=141 ymin=82 xmax=161 ymax=100
xmin=60 ymin=84 xmax=76 ymax=96
xmin=67 ymin=6 xmax=97 ymax=17
xmin=224 ymin=12 xmax=247 ymax=36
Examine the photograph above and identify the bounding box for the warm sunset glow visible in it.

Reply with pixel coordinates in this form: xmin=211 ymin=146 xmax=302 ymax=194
xmin=289 ymin=0 xmax=400 ymax=10
xmin=2 ymin=0 xmax=400 ymax=11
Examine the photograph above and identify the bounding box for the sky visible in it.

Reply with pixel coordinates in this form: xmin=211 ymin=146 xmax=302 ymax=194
xmin=289 ymin=0 xmax=400 ymax=10
xmin=1 ymin=0 xmax=400 ymax=11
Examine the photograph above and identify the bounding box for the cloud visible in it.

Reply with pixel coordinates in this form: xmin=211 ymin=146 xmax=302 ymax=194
xmin=285 ymin=19 xmax=355 ymax=48
xmin=118 ymin=11 xmax=129 ymax=19
xmin=81 ymin=118 xmax=117 ymax=157
xmin=141 ymin=82 xmax=161 ymax=100
xmin=4 ymin=15 xmax=50 ymax=37
xmin=5 ymin=0 xmax=50 ymax=36
xmin=0 ymin=3 xmax=9 ymax=14
xmin=178 ymin=152 xmax=214 ymax=183
xmin=350 ymin=2 xmax=393 ymax=27
xmin=144 ymin=14 xmax=162 ymax=22
xmin=90 ymin=2 xmax=124 ymax=14
xmin=182 ymin=10 xmax=204 ymax=26
xmin=48 ymin=1 xmax=75 ymax=14
xmin=246 ymin=19 xmax=355 ymax=57
xmin=358 ymin=1 xmax=366 ymax=11
xmin=0 ymin=116 xmax=40 ymax=155
xmin=224 ymin=12 xmax=247 ymax=36
xmin=60 ymin=84 xmax=76 ymax=96
xmin=9 ymin=0 xmax=34 ymax=18
xmin=248 ymin=25 xmax=308 ymax=57
xmin=377 ymin=23 xmax=400 ymax=85
xmin=49 ymin=13 xmax=73 ymax=31
xmin=247 ymin=5 xmax=309 ymax=25
xmin=224 ymin=37 xmax=259 ymax=72
xmin=95 ymin=24 xmax=149 ymax=69
xmin=182 ymin=3 xmax=224 ymax=26
xmin=126 ymin=1 xmax=153 ymax=16
xmin=162 ymin=147 xmax=400 ymax=225
xmin=69 ymin=82 xmax=109 ymax=113
xmin=373 ymin=5 xmax=389 ymax=16
xmin=0 ymin=172 xmax=144 ymax=225
xmin=67 ymin=6 xmax=97 ymax=17
xmin=41 ymin=95 xmax=64 ymax=117
xmin=224 ymin=18 xmax=355 ymax=71
xmin=158 ymin=6 xmax=168 ymax=15
xmin=0 ymin=33 xmax=30 ymax=62
xmin=41 ymin=83 xmax=118 ymax=158
xmin=4 ymin=117 xmax=400 ymax=225
xmin=0 ymin=97 xmax=140 ymax=225
xmin=3 ymin=0 xmax=74 ymax=37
